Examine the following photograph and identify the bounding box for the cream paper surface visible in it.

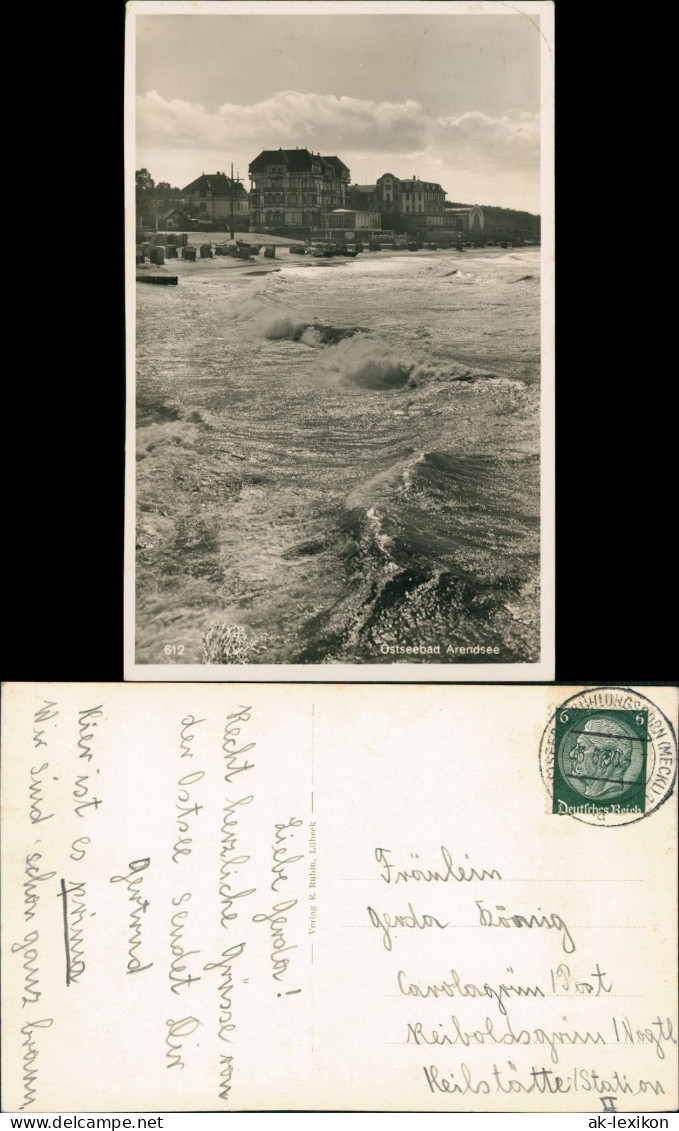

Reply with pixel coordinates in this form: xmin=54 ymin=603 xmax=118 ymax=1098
xmin=1 ymin=683 xmax=676 ymax=1112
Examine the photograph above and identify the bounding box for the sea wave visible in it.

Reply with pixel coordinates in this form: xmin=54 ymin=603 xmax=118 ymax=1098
xmin=136 ymin=420 xmax=200 ymax=460
xmin=291 ymin=449 xmax=540 ymax=663
xmin=226 ymin=293 xmax=521 ymax=392
xmin=317 ymin=334 xmax=414 ymax=389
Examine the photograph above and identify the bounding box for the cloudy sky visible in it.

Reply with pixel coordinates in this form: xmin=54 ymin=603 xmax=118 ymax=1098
xmin=135 ymin=7 xmax=544 ymax=212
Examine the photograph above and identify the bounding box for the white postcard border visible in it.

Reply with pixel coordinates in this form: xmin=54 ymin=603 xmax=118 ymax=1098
xmin=124 ymin=0 xmax=555 ymax=682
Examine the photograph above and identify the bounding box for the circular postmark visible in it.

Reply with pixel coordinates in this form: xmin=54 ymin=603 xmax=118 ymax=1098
xmin=539 ymin=687 xmax=677 ymax=827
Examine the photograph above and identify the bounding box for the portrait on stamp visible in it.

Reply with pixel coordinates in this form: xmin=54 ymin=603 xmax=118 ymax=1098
xmin=553 ymin=708 xmax=648 ymax=815
xmin=564 ymin=715 xmax=641 ymax=800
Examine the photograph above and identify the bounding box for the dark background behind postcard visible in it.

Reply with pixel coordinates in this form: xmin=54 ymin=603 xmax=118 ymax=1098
xmin=2 ymin=7 xmax=673 ymax=684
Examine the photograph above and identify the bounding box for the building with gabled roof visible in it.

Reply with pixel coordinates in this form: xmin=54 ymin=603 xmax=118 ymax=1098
xmin=248 ymin=148 xmax=351 ymax=230
xmin=347 ymin=172 xmax=448 ymax=228
xmin=182 ymin=172 xmax=249 ymax=223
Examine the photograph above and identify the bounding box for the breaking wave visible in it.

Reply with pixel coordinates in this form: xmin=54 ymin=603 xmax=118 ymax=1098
xmin=227 ymin=293 xmax=519 ymax=392
xmin=317 ymin=335 xmax=414 ymax=389
xmin=293 ymin=450 xmax=540 ymax=664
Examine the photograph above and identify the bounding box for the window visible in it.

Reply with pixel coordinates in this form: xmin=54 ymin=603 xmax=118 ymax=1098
xmin=288 ymin=193 xmax=297 ymax=205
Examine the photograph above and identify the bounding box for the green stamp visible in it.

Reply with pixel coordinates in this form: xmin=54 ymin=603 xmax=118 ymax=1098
xmin=552 ymin=707 xmax=648 ymax=816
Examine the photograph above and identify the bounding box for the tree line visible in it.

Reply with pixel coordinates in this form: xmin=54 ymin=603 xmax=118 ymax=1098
xmin=136 ymin=169 xmax=184 ymax=226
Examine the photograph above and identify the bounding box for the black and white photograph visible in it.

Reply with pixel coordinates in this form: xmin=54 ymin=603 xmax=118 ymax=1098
xmin=125 ymin=0 xmax=554 ymax=680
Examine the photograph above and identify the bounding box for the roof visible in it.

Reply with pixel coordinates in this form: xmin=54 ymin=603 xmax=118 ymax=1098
xmin=352 ymin=184 xmax=375 ymax=194
xmin=249 ymin=149 xmax=349 ymax=176
xmin=249 ymin=149 xmax=313 ymax=173
xmin=182 ymin=173 xmax=247 ymax=195
xmin=444 ymin=205 xmax=477 ymax=213
xmin=321 ymin=155 xmax=350 ymax=174
xmin=400 ymin=178 xmax=445 ymax=192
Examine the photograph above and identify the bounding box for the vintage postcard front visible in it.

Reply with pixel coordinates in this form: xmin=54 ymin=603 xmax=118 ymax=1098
xmin=2 ymin=683 xmax=676 ymax=1112
xmin=124 ymin=0 xmax=555 ymax=681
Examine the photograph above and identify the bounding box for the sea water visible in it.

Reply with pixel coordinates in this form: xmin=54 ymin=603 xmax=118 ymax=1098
xmin=135 ymin=246 xmax=541 ymax=665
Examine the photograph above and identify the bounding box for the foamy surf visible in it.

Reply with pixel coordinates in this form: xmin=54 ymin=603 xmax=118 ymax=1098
xmin=136 ymin=245 xmax=541 ymax=665
xmin=225 ymin=293 xmax=523 ymax=393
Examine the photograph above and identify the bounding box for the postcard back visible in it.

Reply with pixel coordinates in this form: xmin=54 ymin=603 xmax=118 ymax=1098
xmin=1 ymin=682 xmax=676 ymax=1112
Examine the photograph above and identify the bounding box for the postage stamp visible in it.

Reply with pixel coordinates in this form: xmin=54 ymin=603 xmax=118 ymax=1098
xmin=539 ymin=687 xmax=677 ymax=827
